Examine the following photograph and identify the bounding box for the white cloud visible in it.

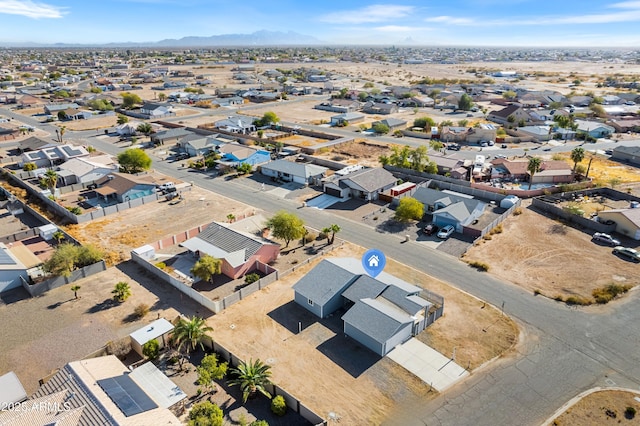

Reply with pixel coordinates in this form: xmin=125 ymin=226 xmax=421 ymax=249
xmin=319 ymin=4 xmax=415 ymax=24
xmin=609 ymin=1 xmax=640 ymax=8
xmin=373 ymin=25 xmax=432 ymax=32
xmin=425 ymin=16 xmax=475 ymax=25
xmin=0 ymin=0 xmax=65 ymax=19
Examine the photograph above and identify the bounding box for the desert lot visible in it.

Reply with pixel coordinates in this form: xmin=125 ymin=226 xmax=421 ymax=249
xmin=463 ymin=202 xmax=640 ymax=302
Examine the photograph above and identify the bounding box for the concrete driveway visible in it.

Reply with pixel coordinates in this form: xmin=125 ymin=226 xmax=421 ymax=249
xmin=387 ymin=339 xmax=469 ymax=392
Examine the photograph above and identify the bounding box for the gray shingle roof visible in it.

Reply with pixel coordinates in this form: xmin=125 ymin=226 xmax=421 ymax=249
xmin=339 ymin=167 xmax=396 ymax=193
xmin=152 ymin=128 xmax=193 ymax=141
xmin=341 ymin=275 xmax=387 ymax=303
xmin=195 ymin=223 xmax=265 ymax=262
xmin=379 ymin=285 xmax=430 ymax=316
xmin=292 ymin=259 xmax=358 ymax=305
xmin=341 ymin=298 xmax=413 ymax=345
xmin=261 ymin=159 xmax=328 ymax=178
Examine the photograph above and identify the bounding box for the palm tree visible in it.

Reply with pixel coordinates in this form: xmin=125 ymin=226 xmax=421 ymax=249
xmin=328 ymin=224 xmax=341 ymax=244
xmin=70 ymin=285 xmax=80 ymax=299
xmin=112 ymin=281 xmax=131 ymax=302
xmin=158 ymin=93 xmax=167 ymax=102
xmin=322 ymin=227 xmax=332 ymax=244
xmin=52 ymin=231 xmax=65 ymax=244
xmin=172 ymin=316 xmax=213 ymax=354
xmin=136 ymin=122 xmax=153 ymax=136
xmin=227 ymin=359 xmax=273 ymax=403
xmin=570 ymin=147 xmax=585 ymax=173
xmin=43 ymin=169 xmax=58 ymax=199
xmin=226 ymin=213 xmax=236 ymax=223
xmin=190 ymin=255 xmax=222 ymax=285
xmin=527 ymin=157 xmax=542 ymax=190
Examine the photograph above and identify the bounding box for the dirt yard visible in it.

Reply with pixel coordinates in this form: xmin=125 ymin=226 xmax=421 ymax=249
xmin=64 ymin=185 xmax=257 ymax=264
xmin=316 ymin=140 xmax=394 ymax=167
xmin=207 ymin=243 xmax=517 ymax=425
xmin=552 ymin=389 xmax=640 ymax=425
xmin=52 ymin=115 xmax=117 ymax=131
xmin=550 ymin=152 xmax=640 ymax=187
xmin=463 ymin=202 xmax=640 ymax=302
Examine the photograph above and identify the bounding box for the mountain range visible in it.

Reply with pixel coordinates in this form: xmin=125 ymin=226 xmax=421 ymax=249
xmin=1 ymin=30 xmax=323 ymax=48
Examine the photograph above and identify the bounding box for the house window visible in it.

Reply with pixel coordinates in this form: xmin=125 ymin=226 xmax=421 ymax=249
xmin=307 ymin=299 xmax=314 ymax=306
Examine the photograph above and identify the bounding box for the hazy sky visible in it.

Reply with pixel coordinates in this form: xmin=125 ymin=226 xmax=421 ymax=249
xmin=1 ymin=0 xmax=640 ymax=46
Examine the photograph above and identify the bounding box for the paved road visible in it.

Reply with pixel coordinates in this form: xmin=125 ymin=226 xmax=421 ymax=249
xmin=5 ymin=105 xmax=640 ymax=425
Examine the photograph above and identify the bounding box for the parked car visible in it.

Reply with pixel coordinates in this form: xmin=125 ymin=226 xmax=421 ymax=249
xmin=448 ymin=144 xmax=461 ymax=151
xmin=613 ymin=246 xmax=640 ymax=262
xmin=423 ymin=223 xmax=439 ymax=235
xmin=501 ymin=144 xmax=508 ymax=149
xmin=157 ymin=182 xmax=175 ymax=191
xmin=437 ymin=225 xmax=455 ymax=239
xmin=592 ymin=232 xmax=620 ymax=246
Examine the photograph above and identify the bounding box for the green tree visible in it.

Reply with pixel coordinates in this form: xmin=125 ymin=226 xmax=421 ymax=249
xmin=502 ymin=90 xmax=517 ymax=100
xmin=158 ymin=92 xmax=167 ymax=102
xmin=142 ymin=339 xmax=159 ymax=360
xmin=117 ymin=148 xmax=152 ymax=173
xmin=70 ymin=285 xmax=80 ymax=299
xmin=197 ymin=354 xmax=228 ymax=393
xmin=52 ymin=231 xmax=65 ymax=244
xmin=228 ymin=359 xmax=273 ymax=403
xmin=570 ymin=147 xmax=585 ymax=173
xmin=57 ymin=111 xmax=68 ymax=121
xmin=173 ymin=316 xmax=213 ymax=354
xmin=410 ymin=145 xmax=429 ymax=172
xmin=90 ymin=86 xmax=102 ymax=93
xmin=327 ymin=224 xmax=341 ymax=244
xmin=389 ymin=145 xmax=412 ymax=168
xmin=117 ymin=114 xmax=129 ymax=124
xmin=395 ymin=197 xmax=424 ymax=222
xmin=43 ymin=243 xmax=78 ymax=277
xmin=136 ymin=122 xmax=153 ymax=136
xmin=413 ymin=116 xmax=436 ymax=129
xmin=590 ymin=104 xmax=606 ymax=118
xmin=191 ymin=255 xmax=222 ymax=284
xmin=23 ymin=162 xmax=37 ymax=171
xmin=457 ymin=119 xmax=469 ymax=127
xmin=121 ymin=92 xmax=142 ymax=109
xmin=42 ymin=169 xmax=58 ymax=199
xmin=266 ymin=211 xmax=305 ymax=248
xmin=372 ymin=122 xmax=389 ymax=134
xmin=237 ymin=163 xmax=252 ymax=175
xmin=188 ymin=401 xmax=223 ymax=426
xmin=227 ymin=213 xmax=236 ymax=223
xmin=88 ymin=99 xmax=113 ymax=111
xmin=76 ymin=244 xmax=104 ymax=267
xmin=527 ymin=157 xmax=542 ymax=190
xmin=256 ymin=111 xmax=279 ymax=127
xmin=112 ymin=281 xmax=131 ymax=302
xmin=458 ymin=93 xmax=473 ymax=111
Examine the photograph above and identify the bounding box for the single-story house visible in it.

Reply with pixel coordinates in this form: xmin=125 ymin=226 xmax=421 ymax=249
xmin=428 ymin=154 xmax=467 ymax=177
xmin=611 ymin=145 xmax=640 ymax=167
xmin=181 ymin=220 xmax=280 ymax=279
xmin=292 ymin=258 xmax=436 ymax=356
xmin=150 ymin=128 xmax=194 ymax=145
xmin=412 ymin=187 xmax=486 ymax=230
xmin=330 ymin=112 xmax=365 ymax=126
xmin=178 ymin=134 xmax=219 ymax=157
xmin=260 ymin=159 xmax=328 ymax=185
xmin=487 ymin=104 xmax=532 ymax=125
xmin=609 ymin=119 xmax=640 ymax=134
xmin=93 ymin=172 xmax=157 ymax=203
xmin=217 ymin=143 xmax=271 ymax=167
xmin=323 ymin=167 xmax=397 ymax=201
xmin=362 ymin=101 xmax=399 ymax=115
xmin=21 ymin=144 xmax=89 ymax=168
xmin=597 ymin=208 xmax=640 ymax=240
xmin=466 ymin=124 xmax=498 ymax=144
xmin=44 ymin=102 xmax=79 ymax=115
xmin=56 ymin=155 xmax=118 ymax=186
xmin=140 ymin=103 xmax=173 ymax=118
xmin=371 ymin=118 xmax=407 ymax=131
xmin=516 ymin=125 xmax=552 ymax=142
xmin=575 ymin=120 xmax=615 ymax=139
xmin=399 ymin=96 xmax=434 ymax=108
xmin=17 ymin=136 xmax=56 ymax=153
xmin=314 ymin=99 xmax=361 ymax=113
xmin=440 ymin=126 xmax=471 ymax=142
xmin=491 ymin=159 xmax=573 ymax=184
xmin=214 ymin=115 xmax=256 ymax=134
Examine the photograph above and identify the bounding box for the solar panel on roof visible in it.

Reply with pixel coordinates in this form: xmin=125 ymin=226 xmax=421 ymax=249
xmin=97 ymin=375 xmax=157 ymax=417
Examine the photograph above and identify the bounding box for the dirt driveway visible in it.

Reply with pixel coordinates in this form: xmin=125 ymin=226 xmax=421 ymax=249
xmin=207 ymin=243 xmax=517 ymax=425
xmin=463 ymin=201 xmax=640 ymax=302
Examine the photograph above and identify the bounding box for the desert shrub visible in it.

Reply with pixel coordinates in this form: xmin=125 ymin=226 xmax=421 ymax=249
xmin=490 ymin=224 xmax=503 ymax=234
xmin=304 ymin=232 xmax=317 ymax=243
xmin=467 ymin=260 xmax=490 ymax=271
xmin=534 ymin=289 xmax=542 ymax=296
xmin=318 ymin=231 xmax=328 ymax=240
xmin=592 ymin=284 xmax=632 ymax=304
xmin=249 ymin=421 xmax=269 ymax=426
xmin=134 ymin=303 xmax=150 ymax=318
xmin=625 ymin=407 xmax=636 ymax=419
xmin=66 ymin=206 xmax=82 ymax=215
xmin=565 ymin=296 xmax=591 ymax=306
xmin=554 ymin=295 xmax=564 ymax=302
xmin=270 ymin=395 xmax=287 ymax=416
xmin=513 ymin=207 xmax=523 ymax=215
xmin=155 ymin=262 xmax=166 ymax=270
xmin=483 ymin=234 xmax=492 ymax=240
xmin=23 ymin=162 xmax=37 ymax=171
xmin=142 ymin=339 xmax=159 ymax=360
xmin=244 ymin=273 xmax=260 ymax=285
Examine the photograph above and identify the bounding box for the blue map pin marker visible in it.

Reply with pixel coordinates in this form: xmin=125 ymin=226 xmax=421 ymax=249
xmin=362 ymin=249 xmax=386 ymax=278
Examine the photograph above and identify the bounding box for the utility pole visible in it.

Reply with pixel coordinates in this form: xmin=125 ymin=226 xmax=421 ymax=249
xmin=585 ymin=155 xmax=594 ymax=179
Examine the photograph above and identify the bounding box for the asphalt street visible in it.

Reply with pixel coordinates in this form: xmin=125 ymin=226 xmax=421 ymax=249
xmin=4 ymin=106 xmax=640 ymax=425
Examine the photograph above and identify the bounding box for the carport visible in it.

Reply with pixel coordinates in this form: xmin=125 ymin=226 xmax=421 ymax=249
xmin=387 ymin=338 xmax=469 ymax=392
